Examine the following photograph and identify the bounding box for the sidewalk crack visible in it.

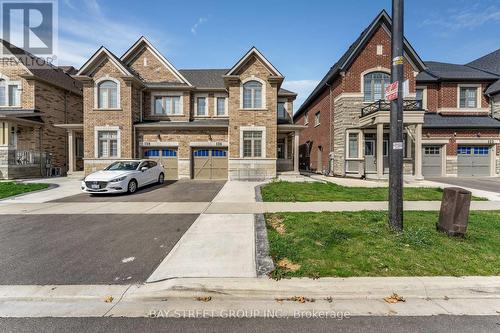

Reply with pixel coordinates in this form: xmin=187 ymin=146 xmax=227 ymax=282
xmin=102 ymin=284 xmax=133 ymax=317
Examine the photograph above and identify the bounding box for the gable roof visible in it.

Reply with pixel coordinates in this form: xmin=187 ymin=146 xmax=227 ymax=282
xmin=76 ymin=46 xmax=137 ymax=77
xmin=416 ymin=61 xmax=499 ymax=82
xmin=466 ymin=49 xmax=500 ymax=75
xmin=121 ymin=36 xmax=192 ymax=86
xmin=294 ymin=10 xmax=426 ymax=120
xmin=226 ymin=46 xmax=283 ymax=77
xmin=1 ymin=39 xmax=82 ymax=95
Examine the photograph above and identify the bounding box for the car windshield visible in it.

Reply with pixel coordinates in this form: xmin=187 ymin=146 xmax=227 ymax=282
xmin=104 ymin=161 xmax=140 ymax=171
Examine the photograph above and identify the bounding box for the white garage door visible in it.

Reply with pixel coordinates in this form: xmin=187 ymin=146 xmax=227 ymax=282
xmin=422 ymin=146 xmax=442 ymax=177
xmin=457 ymin=146 xmax=491 ymax=177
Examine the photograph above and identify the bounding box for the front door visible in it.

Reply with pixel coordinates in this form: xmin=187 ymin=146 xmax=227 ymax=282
xmin=365 ymin=140 xmax=376 ymax=173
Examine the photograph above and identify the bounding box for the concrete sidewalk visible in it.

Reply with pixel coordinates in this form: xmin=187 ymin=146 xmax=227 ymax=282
xmin=2 ymin=200 xmax=500 ymax=215
xmin=0 ymin=276 xmax=498 ymax=317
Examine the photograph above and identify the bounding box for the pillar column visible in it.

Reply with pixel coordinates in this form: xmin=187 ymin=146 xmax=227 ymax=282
xmin=294 ymin=130 xmax=299 ymax=174
xmin=67 ymin=129 xmax=74 ymax=174
xmin=376 ymin=123 xmax=384 ymax=179
xmin=414 ymin=123 xmax=423 ymax=180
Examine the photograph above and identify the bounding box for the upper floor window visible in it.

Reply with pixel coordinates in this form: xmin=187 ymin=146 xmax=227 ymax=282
xmin=154 ymin=95 xmax=181 ymax=115
xmin=363 ymin=72 xmax=390 ymax=102
xmin=97 ymin=80 xmax=118 ymax=109
xmin=304 ymin=111 xmax=309 ymax=125
xmin=216 ymin=97 xmax=226 ymax=116
xmin=277 ymin=102 xmax=287 ymax=119
xmin=459 ymin=87 xmax=477 ymax=108
xmin=0 ymin=79 xmax=20 ymax=107
xmin=196 ymin=96 xmax=207 ymax=116
xmin=243 ymin=81 xmax=262 ymax=109
xmin=314 ymin=111 xmax=320 ymax=127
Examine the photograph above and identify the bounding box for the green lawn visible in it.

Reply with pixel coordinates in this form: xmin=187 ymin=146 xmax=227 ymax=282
xmin=266 ymin=211 xmax=500 ymax=278
xmin=0 ymin=182 xmax=49 ymax=199
xmin=261 ymin=181 xmax=486 ymax=202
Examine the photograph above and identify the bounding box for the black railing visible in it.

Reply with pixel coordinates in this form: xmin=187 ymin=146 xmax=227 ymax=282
xmin=361 ymin=99 xmax=423 ymax=117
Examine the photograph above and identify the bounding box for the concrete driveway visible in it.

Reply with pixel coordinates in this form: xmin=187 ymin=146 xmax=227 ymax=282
xmin=54 ymin=179 xmax=226 ymax=203
xmin=428 ymin=177 xmax=500 ymax=194
xmin=0 ymin=214 xmax=197 ymax=284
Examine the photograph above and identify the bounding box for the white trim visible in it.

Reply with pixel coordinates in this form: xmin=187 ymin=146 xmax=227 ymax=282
xmin=416 ymin=85 xmax=427 ymax=110
xmin=194 ymin=93 xmax=209 ymax=117
xmin=239 ymin=126 xmax=266 ymax=158
xmin=455 ymin=139 xmax=500 ymax=144
xmin=314 ymin=111 xmax=321 ymax=127
xmin=437 ymin=107 xmax=489 ymax=113
xmin=77 ymin=47 xmax=132 ymax=76
xmin=94 ymin=76 xmax=121 ymax=110
xmin=120 ymin=37 xmax=192 ymax=86
xmin=94 ymin=126 xmax=121 ymax=159
xmin=345 ymin=129 xmax=363 ymax=159
xmin=140 ymin=141 xmax=179 ymax=147
xmin=189 ymin=141 xmax=228 ymax=147
xmin=213 ymin=93 xmax=229 ymax=117
xmin=150 ymin=92 xmax=184 ymax=116
xmin=226 ymin=47 xmax=283 ymax=77
xmin=457 ymin=84 xmax=482 ymax=109
xmin=240 ymin=76 xmax=267 ymax=109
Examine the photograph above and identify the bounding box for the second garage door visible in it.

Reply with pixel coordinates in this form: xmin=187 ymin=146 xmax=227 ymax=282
xmin=192 ymin=148 xmax=228 ymax=180
xmin=144 ymin=148 xmax=178 ymax=180
xmin=422 ymin=145 xmax=443 ymax=177
xmin=457 ymin=146 xmax=491 ymax=177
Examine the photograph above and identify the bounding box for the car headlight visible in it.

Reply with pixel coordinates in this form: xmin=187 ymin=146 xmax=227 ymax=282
xmin=110 ymin=176 xmax=127 ymax=182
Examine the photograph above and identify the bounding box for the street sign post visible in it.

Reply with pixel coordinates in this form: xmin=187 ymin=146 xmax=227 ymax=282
xmin=389 ymin=0 xmax=404 ymax=232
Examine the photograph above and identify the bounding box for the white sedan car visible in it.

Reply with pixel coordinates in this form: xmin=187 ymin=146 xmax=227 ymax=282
xmin=81 ymin=160 xmax=165 ymax=194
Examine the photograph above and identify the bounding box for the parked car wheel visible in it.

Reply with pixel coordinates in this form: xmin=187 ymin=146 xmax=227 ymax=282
xmin=158 ymin=173 xmax=165 ymax=184
xmin=127 ymin=179 xmax=138 ymax=194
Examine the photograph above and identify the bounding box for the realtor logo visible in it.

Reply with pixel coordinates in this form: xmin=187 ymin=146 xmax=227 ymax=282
xmin=1 ymin=0 xmax=56 ymax=55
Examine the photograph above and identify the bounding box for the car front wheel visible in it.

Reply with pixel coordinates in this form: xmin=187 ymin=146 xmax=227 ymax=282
xmin=127 ymin=179 xmax=138 ymax=194
xmin=158 ymin=173 xmax=165 ymax=184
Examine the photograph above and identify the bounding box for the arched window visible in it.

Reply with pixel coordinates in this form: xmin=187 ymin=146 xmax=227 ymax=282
xmin=97 ymin=80 xmax=118 ymax=109
xmin=242 ymin=80 xmax=262 ymax=108
xmin=363 ymin=72 xmax=390 ymax=102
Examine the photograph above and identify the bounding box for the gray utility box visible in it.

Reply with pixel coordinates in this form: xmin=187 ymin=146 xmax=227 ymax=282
xmin=437 ymin=187 xmax=472 ymax=237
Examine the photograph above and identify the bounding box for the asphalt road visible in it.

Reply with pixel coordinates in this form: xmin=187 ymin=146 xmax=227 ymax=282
xmin=0 ymin=214 xmax=197 ymax=284
xmin=54 ymin=180 xmax=226 ymax=202
xmin=429 ymin=177 xmax=500 ymax=193
xmin=0 ymin=316 xmax=498 ymax=332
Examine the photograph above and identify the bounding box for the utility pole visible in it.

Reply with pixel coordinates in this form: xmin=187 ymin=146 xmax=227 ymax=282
xmin=389 ymin=0 xmax=404 ymax=231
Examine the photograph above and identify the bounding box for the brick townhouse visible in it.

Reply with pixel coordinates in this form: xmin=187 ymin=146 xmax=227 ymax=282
xmin=0 ymin=39 xmax=83 ymax=179
xmin=294 ymin=10 xmax=500 ymax=179
xmin=61 ymin=37 xmax=301 ymax=180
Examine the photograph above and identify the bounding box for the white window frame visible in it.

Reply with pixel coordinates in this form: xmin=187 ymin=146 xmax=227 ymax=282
xmin=194 ymin=93 xmax=209 ymax=117
xmin=94 ymin=76 xmax=121 ymax=110
xmin=304 ymin=111 xmax=309 ymax=125
xmin=240 ymin=76 xmax=266 ymax=109
xmin=314 ymin=111 xmax=320 ymax=127
xmin=94 ymin=126 xmax=121 ymax=158
xmin=360 ymin=67 xmax=391 ymax=103
xmin=457 ymin=84 xmax=481 ymax=109
xmin=0 ymin=74 xmax=21 ymax=107
xmin=214 ymin=93 xmax=228 ymax=117
xmin=277 ymin=98 xmax=288 ymax=119
xmin=239 ymin=126 xmax=266 ymax=158
xmin=415 ymin=85 xmax=427 ymax=109
xmin=345 ymin=130 xmax=363 ymax=159
xmin=150 ymin=92 xmax=184 ymax=116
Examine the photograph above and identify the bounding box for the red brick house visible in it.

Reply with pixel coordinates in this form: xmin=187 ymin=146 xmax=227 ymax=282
xmin=294 ymin=10 xmax=500 ymax=179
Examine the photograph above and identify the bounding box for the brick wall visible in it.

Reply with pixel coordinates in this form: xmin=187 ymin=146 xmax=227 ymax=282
xmin=423 ymin=128 xmax=499 ymax=155
xmin=128 ymin=47 xmax=182 ymax=83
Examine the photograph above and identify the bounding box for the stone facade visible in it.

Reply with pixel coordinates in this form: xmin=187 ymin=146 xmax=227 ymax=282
xmin=0 ymin=59 xmax=83 ymax=179
xmin=78 ymin=38 xmax=294 ymax=180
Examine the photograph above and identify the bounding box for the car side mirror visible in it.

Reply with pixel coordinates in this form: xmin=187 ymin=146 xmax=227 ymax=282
xmin=141 ymin=166 xmax=147 ymax=172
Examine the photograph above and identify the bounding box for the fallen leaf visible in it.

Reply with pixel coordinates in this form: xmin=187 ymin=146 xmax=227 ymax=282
xmin=384 ymin=293 xmax=406 ymax=304
xmin=195 ymin=296 xmax=212 ymax=302
xmin=267 ymin=216 xmax=286 ymax=234
xmin=104 ymin=295 xmax=114 ymax=303
xmin=277 ymin=258 xmax=301 ymax=272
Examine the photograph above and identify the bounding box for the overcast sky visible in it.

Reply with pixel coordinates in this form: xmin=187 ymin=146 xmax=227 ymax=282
xmin=56 ymin=0 xmax=500 ymax=110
